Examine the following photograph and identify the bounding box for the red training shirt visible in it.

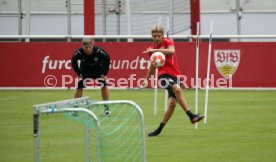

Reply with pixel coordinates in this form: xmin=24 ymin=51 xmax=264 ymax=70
xmin=148 ymin=38 xmax=181 ymax=77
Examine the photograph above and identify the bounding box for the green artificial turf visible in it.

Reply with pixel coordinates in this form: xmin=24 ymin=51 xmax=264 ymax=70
xmin=0 ymin=89 xmax=276 ymax=162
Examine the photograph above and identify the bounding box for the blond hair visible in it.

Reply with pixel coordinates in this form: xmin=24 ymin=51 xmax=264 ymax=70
xmin=151 ymin=25 xmax=164 ymax=34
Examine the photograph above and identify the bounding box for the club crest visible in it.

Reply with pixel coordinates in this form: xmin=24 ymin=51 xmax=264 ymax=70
xmin=214 ymin=50 xmax=240 ymax=79
xmin=94 ymin=57 xmax=99 ymax=62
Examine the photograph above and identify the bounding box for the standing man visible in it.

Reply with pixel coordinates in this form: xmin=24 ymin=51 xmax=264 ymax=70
xmin=71 ymin=38 xmax=111 ymax=115
xmin=143 ymin=25 xmax=204 ymax=137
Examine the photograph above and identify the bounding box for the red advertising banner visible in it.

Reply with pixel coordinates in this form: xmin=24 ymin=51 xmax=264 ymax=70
xmin=0 ymin=42 xmax=275 ymax=88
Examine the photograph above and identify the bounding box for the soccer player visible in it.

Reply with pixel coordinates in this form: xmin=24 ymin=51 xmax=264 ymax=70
xmin=71 ymin=38 xmax=111 ymax=115
xmin=143 ymin=25 xmax=204 ymax=137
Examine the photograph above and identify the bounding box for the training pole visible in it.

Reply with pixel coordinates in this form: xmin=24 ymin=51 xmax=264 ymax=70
xmin=204 ymin=20 xmax=213 ymax=124
xmin=164 ymin=89 xmax=168 ymax=112
xmin=195 ymin=22 xmax=200 ymax=129
xmin=154 ymin=68 xmax=158 ymax=116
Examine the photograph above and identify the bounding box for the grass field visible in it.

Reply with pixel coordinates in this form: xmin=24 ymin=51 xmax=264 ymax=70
xmin=1 ymin=89 xmax=276 ymax=162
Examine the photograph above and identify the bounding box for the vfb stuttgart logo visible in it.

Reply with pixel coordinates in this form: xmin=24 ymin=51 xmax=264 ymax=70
xmin=214 ymin=50 xmax=240 ymax=79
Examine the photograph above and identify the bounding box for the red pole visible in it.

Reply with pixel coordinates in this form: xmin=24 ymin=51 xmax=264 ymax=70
xmin=84 ymin=0 xmax=95 ymax=35
xmin=190 ymin=0 xmax=200 ymax=35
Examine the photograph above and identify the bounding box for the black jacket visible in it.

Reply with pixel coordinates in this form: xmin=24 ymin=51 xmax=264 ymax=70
xmin=71 ymin=46 xmax=110 ymax=78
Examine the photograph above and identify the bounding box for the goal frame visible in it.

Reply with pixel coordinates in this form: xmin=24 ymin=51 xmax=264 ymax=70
xmin=33 ymin=97 xmax=146 ymax=162
xmin=33 ymin=97 xmax=101 ymax=162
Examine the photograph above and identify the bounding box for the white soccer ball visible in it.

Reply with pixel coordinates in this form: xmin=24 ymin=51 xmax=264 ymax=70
xmin=150 ymin=52 xmax=166 ymax=67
